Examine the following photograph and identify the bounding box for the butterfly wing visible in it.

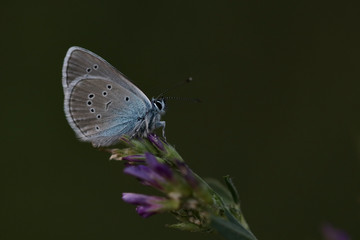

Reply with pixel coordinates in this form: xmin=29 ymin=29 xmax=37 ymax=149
xmin=62 ymin=47 xmax=151 ymax=146
xmin=62 ymin=46 xmax=151 ymax=107
xmin=64 ymin=77 xmax=149 ymax=146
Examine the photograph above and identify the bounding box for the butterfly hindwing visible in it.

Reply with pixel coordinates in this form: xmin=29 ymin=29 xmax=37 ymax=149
xmin=64 ymin=78 xmax=149 ymax=146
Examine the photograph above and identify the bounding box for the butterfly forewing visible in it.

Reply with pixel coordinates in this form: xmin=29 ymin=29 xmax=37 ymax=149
xmin=62 ymin=46 xmax=151 ymax=107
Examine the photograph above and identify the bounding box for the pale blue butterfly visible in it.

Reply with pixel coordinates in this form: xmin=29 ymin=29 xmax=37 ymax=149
xmin=62 ymin=47 xmax=166 ymax=147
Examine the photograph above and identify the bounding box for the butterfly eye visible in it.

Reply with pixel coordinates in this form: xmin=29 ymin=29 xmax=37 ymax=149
xmin=88 ymin=93 xmax=95 ymax=99
xmin=97 ymin=114 xmax=101 ymax=119
xmin=155 ymin=100 xmax=163 ymax=110
xmin=90 ymin=108 xmax=95 ymax=113
xmin=93 ymin=64 xmax=98 ymax=70
xmin=102 ymin=91 xmax=108 ymax=96
xmin=87 ymin=100 xmax=92 ymax=106
xmin=86 ymin=68 xmax=92 ymax=73
xmin=107 ymin=84 xmax=112 ymax=90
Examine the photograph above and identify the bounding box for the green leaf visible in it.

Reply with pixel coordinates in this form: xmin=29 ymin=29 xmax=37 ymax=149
xmin=205 ymin=178 xmax=233 ymax=204
xmin=224 ymin=175 xmax=240 ymax=204
xmin=223 ymin=208 xmax=242 ymax=227
xmin=211 ymin=216 xmax=257 ymax=240
xmin=166 ymin=223 xmax=205 ymax=232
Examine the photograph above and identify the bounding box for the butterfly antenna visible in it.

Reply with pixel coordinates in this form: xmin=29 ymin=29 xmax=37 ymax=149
xmin=157 ymin=77 xmax=193 ymax=99
xmin=164 ymin=96 xmax=202 ymax=103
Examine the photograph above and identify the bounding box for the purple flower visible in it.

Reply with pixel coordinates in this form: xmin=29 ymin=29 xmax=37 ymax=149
xmin=123 ymin=153 xmax=174 ymax=190
xmin=145 ymin=152 xmax=173 ymax=180
xmin=124 ymin=165 xmax=165 ymax=190
xmin=121 ymin=150 xmax=212 ymax=221
xmin=322 ymin=223 xmax=351 ymax=240
xmin=122 ymin=193 xmax=170 ymax=218
xmin=122 ymin=193 xmax=179 ymax=218
xmin=175 ymin=160 xmax=199 ymax=188
xmin=148 ymin=134 xmax=165 ymax=151
xmin=122 ymin=154 xmax=146 ymax=163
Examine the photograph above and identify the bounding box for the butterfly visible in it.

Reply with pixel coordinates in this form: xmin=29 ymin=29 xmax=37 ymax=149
xmin=62 ymin=46 xmax=166 ymax=147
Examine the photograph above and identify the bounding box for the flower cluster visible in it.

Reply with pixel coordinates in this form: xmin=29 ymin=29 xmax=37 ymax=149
xmin=109 ymin=135 xmax=213 ymax=230
xmin=108 ymin=135 xmax=256 ymax=238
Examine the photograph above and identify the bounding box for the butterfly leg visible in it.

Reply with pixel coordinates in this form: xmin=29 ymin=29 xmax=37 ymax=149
xmin=156 ymin=121 xmax=166 ymax=140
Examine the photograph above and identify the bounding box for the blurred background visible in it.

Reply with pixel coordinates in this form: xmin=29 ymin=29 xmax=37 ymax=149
xmin=1 ymin=1 xmax=359 ymax=239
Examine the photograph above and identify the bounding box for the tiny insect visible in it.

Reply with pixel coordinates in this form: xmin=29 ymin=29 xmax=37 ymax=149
xmin=62 ymin=46 xmax=166 ymax=147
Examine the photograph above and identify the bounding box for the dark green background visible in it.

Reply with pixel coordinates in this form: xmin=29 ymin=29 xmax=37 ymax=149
xmin=2 ymin=1 xmax=359 ymax=239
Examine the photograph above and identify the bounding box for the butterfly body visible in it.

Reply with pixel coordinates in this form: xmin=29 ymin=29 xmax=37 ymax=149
xmin=62 ymin=47 xmax=166 ymax=147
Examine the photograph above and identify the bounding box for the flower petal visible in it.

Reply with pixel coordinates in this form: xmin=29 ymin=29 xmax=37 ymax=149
xmin=148 ymin=134 xmax=165 ymax=151
xmin=175 ymin=160 xmax=198 ymax=188
xmin=136 ymin=205 xmax=162 ymax=218
xmin=122 ymin=193 xmax=169 ymax=218
xmin=145 ymin=152 xmax=173 ymax=180
xmin=122 ymin=193 xmax=164 ymax=205
xmin=122 ymin=154 xmax=146 ymax=163
xmin=124 ymin=165 xmax=164 ymax=190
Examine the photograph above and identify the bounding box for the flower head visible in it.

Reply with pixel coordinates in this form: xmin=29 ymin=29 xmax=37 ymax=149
xmin=322 ymin=223 xmax=351 ymax=240
xmin=108 ymin=136 xmax=252 ymax=237
xmin=121 ymin=150 xmax=213 ymax=226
